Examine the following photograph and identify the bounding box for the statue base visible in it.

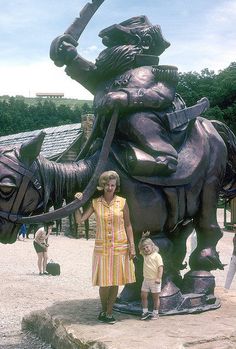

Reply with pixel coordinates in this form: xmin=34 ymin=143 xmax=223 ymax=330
xmin=114 ymin=271 xmax=221 ymax=316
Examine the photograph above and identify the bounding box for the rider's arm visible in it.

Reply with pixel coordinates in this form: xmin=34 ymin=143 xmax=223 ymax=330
xmin=122 ymin=66 xmax=178 ymax=110
xmin=124 ymin=82 xmax=176 ymax=110
xmin=95 ymin=65 xmax=178 ymax=115
xmin=65 ymin=54 xmax=97 ymax=94
xmin=50 ymin=35 xmax=97 ymax=94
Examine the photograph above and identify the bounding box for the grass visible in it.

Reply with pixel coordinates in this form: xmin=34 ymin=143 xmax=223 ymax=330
xmin=0 ymin=95 xmax=93 ymax=108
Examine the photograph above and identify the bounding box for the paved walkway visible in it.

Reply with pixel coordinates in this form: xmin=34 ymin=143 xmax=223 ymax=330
xmin=0 ymin=209 xmax=236 ymax=349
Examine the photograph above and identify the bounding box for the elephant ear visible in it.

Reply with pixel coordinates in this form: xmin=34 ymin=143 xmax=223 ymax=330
xmin=19 ymin=131 xmax=46 ymax=165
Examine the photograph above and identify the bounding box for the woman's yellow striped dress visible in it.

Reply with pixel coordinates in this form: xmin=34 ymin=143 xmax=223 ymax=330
xmin=92 ymin=195 xmax=136 ymax=286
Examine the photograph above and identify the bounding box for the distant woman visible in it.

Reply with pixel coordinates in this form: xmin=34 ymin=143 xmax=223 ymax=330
xmin=33 ymin=222 xmax=54 ymax=275
xmin=75 ymin=170 xmax=136 ymax=324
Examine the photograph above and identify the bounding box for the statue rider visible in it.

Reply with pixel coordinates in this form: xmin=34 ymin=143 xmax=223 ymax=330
xmin=50 ymin=16 xmax=187 ymax=176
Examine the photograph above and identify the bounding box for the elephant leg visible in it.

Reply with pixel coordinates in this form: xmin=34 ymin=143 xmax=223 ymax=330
xmin=189 ymin=181 xmax=224 ymax=271
xmin=168 ymin=221 xmax=194 ymax=288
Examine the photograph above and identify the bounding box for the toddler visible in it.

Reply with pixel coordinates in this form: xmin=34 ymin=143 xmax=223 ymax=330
xmin=138 ymin=234 xmax=163 ymax=320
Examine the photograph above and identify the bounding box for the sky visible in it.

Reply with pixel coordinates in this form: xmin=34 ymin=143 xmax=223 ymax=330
xmin=0 ymin=0 xmax=235 ymax=100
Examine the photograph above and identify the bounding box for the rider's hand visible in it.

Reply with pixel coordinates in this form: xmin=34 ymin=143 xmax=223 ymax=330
xmin=75 ymin=192 xmax=83 ymax=200
xmin=155 ymin=278 xmax=161 ymax=284
xmin=97 ymin=91 xmax=128 ymax=115
xmin=50 ymin=34 xmax=78 ymax=67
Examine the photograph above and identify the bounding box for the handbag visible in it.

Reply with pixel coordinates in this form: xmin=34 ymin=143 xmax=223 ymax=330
xmin=46 ymin=259 xmax=60 ymax=276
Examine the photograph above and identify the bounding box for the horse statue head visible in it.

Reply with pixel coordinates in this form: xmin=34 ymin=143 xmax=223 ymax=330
xmin=0 ymin=132 xmax=45 ymax=243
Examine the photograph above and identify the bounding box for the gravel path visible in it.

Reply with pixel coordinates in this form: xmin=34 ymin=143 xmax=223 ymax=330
xmin=0 ymin=235 xmax=97 ymax=348
xmin=0 ymin=209 xmax=235 ymax=348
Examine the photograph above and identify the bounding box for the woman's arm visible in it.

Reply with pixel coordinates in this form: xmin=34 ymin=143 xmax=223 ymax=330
xmin=123 ymin=202 xmax=136 ymax=259
xmin=74 ymin=192 xmax=94 ymax=224
xmin=75 ymin=205 xmax=94 ymax=224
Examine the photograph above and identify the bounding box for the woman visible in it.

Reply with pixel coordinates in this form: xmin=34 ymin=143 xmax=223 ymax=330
xmin=75 ymin=170 xmax=136 ymax=324
xmin=33 ymin=222 xmax=54 ymax=275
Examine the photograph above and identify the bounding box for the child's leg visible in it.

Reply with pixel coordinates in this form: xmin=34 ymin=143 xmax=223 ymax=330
xmin=141 ymin=291 xmax=148 ymax=310
xmin=152 ymin=292 xmax=160 ymax=311
xmin=141 ymin=290 xmax=151 ymax=319
xmin=151 ymin=292 xmax=160 ymax=319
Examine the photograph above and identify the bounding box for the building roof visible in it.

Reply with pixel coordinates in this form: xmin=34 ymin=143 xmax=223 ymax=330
xmin=36 ymin=92 xmax=64 ymax=98
xmin=0 ymin=123 xmax=83 ymax=160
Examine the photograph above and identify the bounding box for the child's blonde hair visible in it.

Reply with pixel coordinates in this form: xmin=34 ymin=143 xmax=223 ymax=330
xmin=138 ymin=232 xmax=159 ymax=253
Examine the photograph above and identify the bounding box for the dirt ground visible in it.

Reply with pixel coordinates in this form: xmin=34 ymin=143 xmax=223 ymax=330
xmin=0 ymin=209 xmax=236 ymax=349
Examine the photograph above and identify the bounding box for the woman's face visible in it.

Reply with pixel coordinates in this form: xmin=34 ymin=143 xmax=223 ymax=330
xmin=103 ymin=179 xmax=117 ymax=195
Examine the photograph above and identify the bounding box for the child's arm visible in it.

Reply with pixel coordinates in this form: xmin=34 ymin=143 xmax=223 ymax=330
xmin=155 ymin=265 xmax=163 ymax=284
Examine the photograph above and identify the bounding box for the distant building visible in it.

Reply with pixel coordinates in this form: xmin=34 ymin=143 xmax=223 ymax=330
xmin=0 ymin=123 xmax=83 ymax=161
xmin=36 ymin=92 xmax=64 ymax=99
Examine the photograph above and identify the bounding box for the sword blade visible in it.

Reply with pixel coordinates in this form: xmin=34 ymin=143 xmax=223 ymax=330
xmin=65 ymin=0 xmax=105 ymax=41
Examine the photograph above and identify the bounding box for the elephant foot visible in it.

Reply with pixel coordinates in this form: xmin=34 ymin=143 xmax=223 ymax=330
xmin=189 ymin=246 xmax=225 ymax=271
xmin=182 ymin=270 xmax=215 ymax=295
xmin=114 ymin=280 xmax=220 ymax=316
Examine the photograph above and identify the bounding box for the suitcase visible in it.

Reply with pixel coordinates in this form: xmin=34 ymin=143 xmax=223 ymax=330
xmin=46 ymin=261 xmax=60 ymax=276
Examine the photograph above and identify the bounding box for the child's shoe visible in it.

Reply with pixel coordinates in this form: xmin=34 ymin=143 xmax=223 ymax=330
xmin=97 ymin=311 xmax=106 ymax=322
xmin=141 ymin=312 xmax=152 ymax=320
xmin=151 ymin=313 xmax=159 ymax=320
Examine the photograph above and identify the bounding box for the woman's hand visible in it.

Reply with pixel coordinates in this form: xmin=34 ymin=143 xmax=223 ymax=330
xmin=155 ymin=278 xmax=161 ymax=284
xmin=129 ymin=245 xmax=136 ymax=260
xmin=75 ymin=192 xmax=83 ymax=200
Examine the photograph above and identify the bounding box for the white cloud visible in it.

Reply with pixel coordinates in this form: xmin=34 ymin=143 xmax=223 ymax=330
xmin=0 ymin=60 xmax=93 ymax=100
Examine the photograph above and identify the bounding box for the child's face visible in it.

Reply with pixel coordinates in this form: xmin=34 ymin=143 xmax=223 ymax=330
xmin=141 ymin=242 xmax=153 ymax=255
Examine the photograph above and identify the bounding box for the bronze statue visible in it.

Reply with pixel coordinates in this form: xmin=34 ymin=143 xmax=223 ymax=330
xmin=50 ymin=12 xmax=208 ymax=177
xmin=0 ymin=1 xmax=235 ymax=314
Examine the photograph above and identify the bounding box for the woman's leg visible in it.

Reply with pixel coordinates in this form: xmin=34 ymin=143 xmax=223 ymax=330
xmin=106 ymin=286 xmax=119 ymax=316
xmin=37 ymin=252 xmax=43 ymax=274
xmin=43 ymin=251 xmax=48 ymax=273
xmin=99 ymin=287 xmax=110 ymax=313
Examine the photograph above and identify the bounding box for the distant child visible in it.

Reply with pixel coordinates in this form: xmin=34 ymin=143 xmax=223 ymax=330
xmin=138 ymin=234 xmax=163 ymax=320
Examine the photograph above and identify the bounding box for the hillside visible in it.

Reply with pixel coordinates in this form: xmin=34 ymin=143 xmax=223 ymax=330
xmin=0 ymin=95 xmax=93 ymax=109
